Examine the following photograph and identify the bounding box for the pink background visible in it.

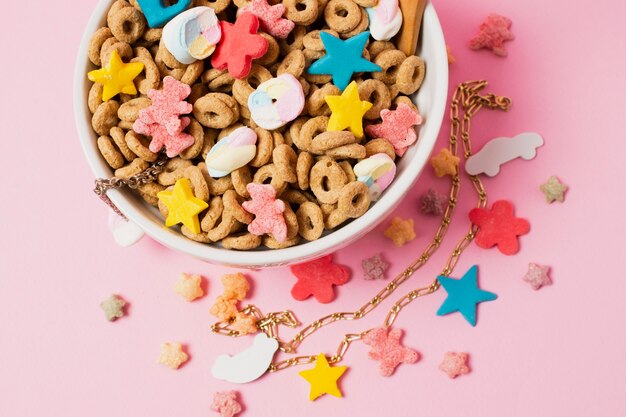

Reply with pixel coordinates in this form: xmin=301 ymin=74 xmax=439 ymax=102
xmin=1 ymin=0 xmax=625 ymax=416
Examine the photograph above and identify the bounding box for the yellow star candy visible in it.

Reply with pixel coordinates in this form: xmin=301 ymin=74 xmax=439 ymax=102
xmin=325 ymin=81 xmax=372 ymax=138
xmin=157 ymin=178 xmax=208 ymax=234
xmin=87 ymin=50 xmax=144 ymax=101
xmin=299 ymin=353 xmax=347 ymax=401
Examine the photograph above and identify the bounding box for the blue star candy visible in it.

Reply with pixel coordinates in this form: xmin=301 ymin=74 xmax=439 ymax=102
xmin=308 ymin=31 xmax=382 ymax=91
xmin=436 ymin=265 xmax=497 ymax=326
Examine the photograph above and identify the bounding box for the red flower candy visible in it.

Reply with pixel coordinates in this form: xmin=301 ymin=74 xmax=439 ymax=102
xmin=469 ymin=200 xmax=530 ymax=255
xmin=211 ymin=12 xmax=269 ymax=79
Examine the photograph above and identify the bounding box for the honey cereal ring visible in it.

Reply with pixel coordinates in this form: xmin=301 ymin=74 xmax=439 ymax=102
xmin=217 ymin=122 xmax=244 ymax=140
xmin=252 ymin=164 xmax=288 ymax=195
xmin=157 ymin=158 xmax=193 ymax=186
xmin=224 ymin=189 xmax=253 ymax=224
xmin=324 ymin=206 xmax=349 ymax=229
xmin=311 ymin=131 xmax=357 ymax=153
xmin=358 ymin=79 xmax=391 ymax=119
xmin=284 ymin=0 xmax=319 ymax=26
xmin=303 ymin=29 xmax=339 ymax=51
xmin=155 ymin=52 xmax=186 ymax=81
xmin=201 ymin=67 xmax=224 ymax=84
xmin=309 ymin=159 xmax=348 ymax=204
xmin=188 ymin=83 xmax=208 ymax=104
xmin=181 ymin=226 xmax=212 ymax=243
xmin=92 ymin=100 xmax=120 ymax=136
xmin=118 ymin=97 xmax=151 ymax=123
xmin=208 ymin=73 xmax=236 ymax=93
xmin=326 ymin=143 xmax=367 ymax=159
xmin=88 ymin=83 xmax=104 ymax=114
xmin=117 ymin=121 xmax=135 ymax=130
xmin=131 ymin=47 xmax=160 ymax=95
xmin=388 ymin=84 xmax=400 ymax=100
xmin=353 ymin=0 xmax=377 ymax=6
xmin=338 ymin=181 xmax=371 ymax=218
xmin=233 ymin=0 xmax=252 ymax=7
xmin=306 ymin=83 xmax=341 ymax=117
xmin=194 ymin=0 xmax=231 ymax=13
xmin=303 ymin=71 xmax=332 ymax=85
xmin=142 ymin=28 xmax=162 ymax=43
xmin=282 ymin=188 xmax=312 ymax=204
xmin=373 ymin=49 xmax=407 ymax=85
xmin=232 ymin=64 xmax=273 ymax=107
xmin=232 ymin=166 xmax=253 ymax=198
xmin=338 ymin=160 xmax=357 ymax=182
xmin=249 ymin=127 xmax=274 ymax=167
xmin=97 ymin=136 xmax=125 ymax=169
xmin=108 ymin=0 xmax=130 ymax=16
xmin=88 ymin=27 xmax=113 ymax=66
xmin=392 ymin=95 xmax=418 ymax=112
xmin=125 ymin=130 xmax=158 ymax=162
xmin=137 ymin=182 xmax=165 ymax=206
xmin=193 ymin=93 xmax=240 ymax=128
xmin=183 ymin=165 xmax=210 ymax=201
xmin=100 ymin=38 xmax=133 ymax=68
xmin=110 ymin=126 xmax=136 ymax=161
xmin=296 ymin=202 xmax=324 ymax=241
xmin=282 ymin=204 xmax=299 ymax=239
xmin=296 ymin=151 xmax=314 ymax=190
xmin=277 ymin=49 xmax=306 ymax=78
xmin=201 ymin=128 xmax=218 ymax=159
xmin=180 ymin=60 xmax=205 ymax=85
xmin=255 ymin=32 xmax=280 ymax=66
xmin=368 ymin=40 xmax=395 ymax=60
xmin=303 ymin=48 xmax=325 ymax=61
xmin=294 ymin=116 xmax=328 ymax=152
xmin=273 ymin=144 xmax=298 ymax=183
xmin=324 ymin=0 xmax=362 ymax=33
xmin=199 ymin=162 xmax=234 ymax=195
xmin=208 ymin=210 xmax=239 ymax=241
xmin=157 ymin=39 xmax=186 ymax=69
xmin=299 ymin=77 xmax=311 ymax=97
xmin=340 ymin=7 xmax=369 ymax=39
xmin=263 ymin=235 xmax=300 ymax=249
xmin=115 ymin=157 xmax=149 ymax=179
xmin=108 ymin=4 xmax=146 ymax=44
xmin=179 ymin=119 xmax=205 ymax=160
xmin=272 ymin=131 xmax=285 ymax=147
xmin=365 ymin=138 xmax=396 ymax=160
xmin=278 ymin=25 xmax=306 ymax=55
xmin=201 ymin=196 xmax=224 ymax=232
xmin=396 ymin=55 xmax=426 ymax=95
xmin=221 ymin=233 xmax=262 ymax=250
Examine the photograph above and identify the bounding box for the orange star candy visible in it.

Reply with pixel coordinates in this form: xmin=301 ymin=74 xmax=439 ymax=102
xmin=430 ymin=148 xmax=460 ymax=177
xmin=384 ymin=217 xmax=416 ymax=247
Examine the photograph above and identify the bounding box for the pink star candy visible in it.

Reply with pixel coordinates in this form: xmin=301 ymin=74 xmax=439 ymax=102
xmin=362 ymin=327 xmax=419 ymax=376
xmin=365 ymin=104 xmax=422 ymax=156
xmin=241 ymin=183 xmax=287 ymax=242
xmin=240 ymin=0 xmax=295 ymax=39
xmin=523 ymin=263 xmax=552 ymax=290
xmin=439 ymin=351 xmax=470 ymax=378
xmin=468 ymin=14 xmax=515 ymax=57
xmin=210 ymin=391 xmax=242 ymax=417
xmin=133 ymin=76 xmax=194 ymax=157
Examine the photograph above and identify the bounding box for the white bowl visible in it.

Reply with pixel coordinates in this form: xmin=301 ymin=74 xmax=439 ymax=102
xmin=74 ymin=0 xmax=448 ymax=267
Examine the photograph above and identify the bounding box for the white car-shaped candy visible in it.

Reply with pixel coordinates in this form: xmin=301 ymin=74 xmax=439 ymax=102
xmin=466 ymin=132 xmax=544 ymax=177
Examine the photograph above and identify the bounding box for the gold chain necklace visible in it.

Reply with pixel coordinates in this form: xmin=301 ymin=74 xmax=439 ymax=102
xmin=211 ymin=80 xmax=512 ymax=372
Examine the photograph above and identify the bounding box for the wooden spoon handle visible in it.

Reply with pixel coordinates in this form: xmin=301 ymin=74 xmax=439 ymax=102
xmin=396 ymin=0 xmax=428 ymax=56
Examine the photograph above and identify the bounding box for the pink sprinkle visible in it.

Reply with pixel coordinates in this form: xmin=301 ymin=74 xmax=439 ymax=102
xmin=439 ymin=351 xmax=470 ymax=378
xmin=362 ymin=327 xmax=419 ymax=376
xmin=468 ymin=14 xmax=515 ymax=57
xmin=210 ymin=391 xmax=242 ymax=417
xmin=365 ymin=104 xmax=422 ymax=156
xmin=362 ymin=253 xmax=389 ymax=280
xmin=241 ymin=183 xmax=287 ymax=242
xmin=133 ymin=76 xmax=194 ymax=157
xmin=240 ymin=0 xmax=295 ymax=39
xmin=522 ymin=263 xmax=552 ymax=290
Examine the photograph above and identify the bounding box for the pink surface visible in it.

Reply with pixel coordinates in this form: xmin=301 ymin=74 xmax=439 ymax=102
xmin=1 ymin=0 xmax=625 ymax=416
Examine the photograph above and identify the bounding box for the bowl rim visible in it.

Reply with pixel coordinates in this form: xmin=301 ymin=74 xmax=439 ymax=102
xmin=73 ymin=0 xmax=448 ymax=267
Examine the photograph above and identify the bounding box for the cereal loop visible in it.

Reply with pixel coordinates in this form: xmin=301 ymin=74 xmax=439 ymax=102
xmin=311 ymin=131 xmax=356 ymax=153
xmin=195 ymin=0 xmax=232 ymax=13
xmin=306 ymin=83 xmax=340 ymax=117
xmin=179 ymin=119 xmax=205 ymax=160
xmin=184 ymin=165 xmax=210 ymax=201
xmin=368 ymin=40 xmax=395 ymax=60
xmin=108 ymin=3 xmax=146 ymax=44
xmin=372 ymin=49 xmax=407 ymax=85
xmin=110 ymin=127 xmax=136 ymax=161
xmin=252 ymin=164 xmax=288 ymax=195
xmin=358 ymin=79 xmax=391 ymax=119
xmin=324 ymin=0 xmax=362 ymax=34
xmin=338 ymin=181 xmax=371 ymax=218
xmin=273 ymin=144 xmax=298 ymax=183
xmin=296 ymin=151 xmax=314 ymax=190
xmin=193 ymin=93 xmax=240 ymax=128
xmin=88 ymin=27 xmax=113 ymax=66
xmin=254 ymin=32 xmax=280 ymax=66
xmin=396 ymin=55 xmax=426 ymax=95
xmin=232 ymin=166 xmax=253 ymax=198
xmin=118 ymin=97 xmax=151 ymax=122
xmin=131 ymin=47 xmax=160 ymax=95
xmin=278 ymin=25 xmax=306 ymax=55
xmin=92 ymin=100 xmax=120 ymax=136
xmin=309 ymin=159 xmax=348 ymax=204
xmin=232 ymin=65 xmax=273 ymax=107
xmin=326 ymin=143 xmax=366 ymax=159
xmin=125 ymin=130 xmax=158 ymax=162
xmin=340 ymin=7 xmax=369 ymax=39
xmin=115 ymin=158 xmax=148 ymax=179
xmin=365 ymin=138 xmax=396 ymax=160
xmin=222 ymin=233 xmax=262 ymax=250
xmin=157 ymin=158 xmax=193 ymax=186
xmin=277 ymin=49 xmax=306 ymax=78
xmin=297 ymin=202 xmax=324 ymax=241
xmin=249 ymin=127 xmax=274 ymax=167
xmin=294 ymin=116 xmax=328 ymax=152
xmin=97 ymin=136 xmax=125 ymax=169
xmin=284 ymin=0 xmax=319 ymax=26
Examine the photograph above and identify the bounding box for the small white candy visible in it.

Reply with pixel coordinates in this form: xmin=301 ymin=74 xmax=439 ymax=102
xmin=108 ymin=211 xmax=145 ymax=247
